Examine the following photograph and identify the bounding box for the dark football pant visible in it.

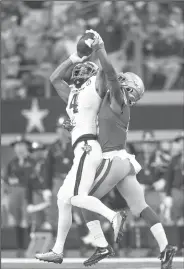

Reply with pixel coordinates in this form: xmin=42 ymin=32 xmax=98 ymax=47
xmin=8 ymin=186 xmax=28 ymax=227
xmin=8 ymin=186 xmax=29 ymax=251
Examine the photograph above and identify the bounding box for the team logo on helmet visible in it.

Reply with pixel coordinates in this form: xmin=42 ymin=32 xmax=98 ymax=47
xmin=71 ymin=61 xmax=99 ymax=88
xmin=118 ymin=72 xmax=145 ymax=106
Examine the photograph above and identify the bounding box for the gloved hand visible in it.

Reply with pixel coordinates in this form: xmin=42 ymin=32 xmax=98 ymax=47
xmin=69 ymin=52 xmax=90 ymax=64
xmin=85 ymin=29 xmax=104 ymax=51
xmin=62 ymin=118 xmax=74 ymax=132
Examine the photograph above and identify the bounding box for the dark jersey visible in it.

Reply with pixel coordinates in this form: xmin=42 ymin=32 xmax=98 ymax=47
xmin=166 ymin=154 xmax=184 ymax=196
xmin=44 ymin=140 xmax=73 ymax=189
xmin=98 ymin=92 xmax=130 ymax=152
xmin=4 ymin=156 xmax=37 ymax=188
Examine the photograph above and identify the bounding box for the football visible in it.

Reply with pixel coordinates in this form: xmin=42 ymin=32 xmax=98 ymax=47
xmin=77 ymin=32 xmax=95 ymax=58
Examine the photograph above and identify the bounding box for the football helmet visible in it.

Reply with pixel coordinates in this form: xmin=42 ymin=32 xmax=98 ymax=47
xmin=118 ymin=72 xmax=144 ymax=106
xmin=71 ymin=61 xmax=99 ymax=88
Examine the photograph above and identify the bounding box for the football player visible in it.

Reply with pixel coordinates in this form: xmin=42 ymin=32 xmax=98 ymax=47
xmin=36 ymin=30 xmax=176 ymax=269
xmin=81 ymin=30 xmax=177 ymax=269
xmin=35 ymin=34 xmax=126 ymax=263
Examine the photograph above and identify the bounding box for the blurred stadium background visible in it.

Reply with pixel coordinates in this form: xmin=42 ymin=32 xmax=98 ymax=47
xmin=1 ymin=1 xmax=184 ymax=268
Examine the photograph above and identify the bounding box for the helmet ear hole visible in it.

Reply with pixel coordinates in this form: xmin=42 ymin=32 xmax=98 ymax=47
xmin=126 ymin=88 xmax=133 ymax=93
xmin=118 ymin=72 xmax=144 ymax=103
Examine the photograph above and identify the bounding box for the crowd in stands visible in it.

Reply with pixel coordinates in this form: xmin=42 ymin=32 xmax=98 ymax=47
xmin=1 ymin=1 xmax=184 ymax=99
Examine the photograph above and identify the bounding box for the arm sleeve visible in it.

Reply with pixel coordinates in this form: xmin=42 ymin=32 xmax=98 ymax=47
xmin=96 ymin=69 xmax=107 ymax=99
xmin=95 ymin=44 xmax=124 ymax=106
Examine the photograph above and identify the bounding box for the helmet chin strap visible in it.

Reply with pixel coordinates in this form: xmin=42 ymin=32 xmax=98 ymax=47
xmin=127 ymin=92 xmax=137 ymax=106
xmin=121 ymin=88 xmax=129 ymax=105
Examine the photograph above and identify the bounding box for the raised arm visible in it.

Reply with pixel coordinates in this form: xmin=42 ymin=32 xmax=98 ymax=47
xmin=50 ymin=53 xmax=89 ymax=103
xmin=50 ymin=58 xmax=73 ymax=103
xmin=86 ymin=30 xmax=124 ymax=113
xmin=95 ymin=68 xmax=107 ymax=99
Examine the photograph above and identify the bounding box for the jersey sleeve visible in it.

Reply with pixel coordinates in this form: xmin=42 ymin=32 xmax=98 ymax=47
xmin=105 ymin=72 xmax=126 ymax=110
xmin=95 ymin=69 xmax=107 ymax=99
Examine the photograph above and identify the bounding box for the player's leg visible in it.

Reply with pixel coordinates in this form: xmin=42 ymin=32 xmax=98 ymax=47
xmin=35 ymin=141 xmax=105 ymax=263
xmin=70 ymin=142 xmax=125 ymax=241
xmin=48 ymin=149 xmax=90 ymax=257
xmin=35 ymin=142 xmax=102 ymax=263
xmin=52 ymin=193 xmax=72 ymax=254
xmin=83 ymin=157 xmax=130 ymax=243
xmin=81 ymin=157 xmax=131 ymax=266
xmin=35 ymin=161 xmax=78 ymax=263
xmin=90 ymin=157 xmax=132 ymax=198
xmin=117 ymin=173 xmax=177 ymax=269
xmin=9 ymin=186 xmax=28 ymax=257
xmin=48 ymin=178 xmax=64 ymax=231
xmin=35 ymin=185 xmax=72 ymax=263
xmin=70 ymin=140 xmax=115 ymax=222
xmin=116 ymin=174 xmax=168 ymax=249
xmin=81 ymin=153 xmax=140 ymax=248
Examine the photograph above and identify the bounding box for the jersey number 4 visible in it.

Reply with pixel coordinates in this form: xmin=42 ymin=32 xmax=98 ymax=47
xmin=70 ymin=93 xmax=79 ymax=113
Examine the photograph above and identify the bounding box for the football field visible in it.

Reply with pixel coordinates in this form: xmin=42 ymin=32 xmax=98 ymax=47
xmin=1 ymin=258 xmax=183 ymax=269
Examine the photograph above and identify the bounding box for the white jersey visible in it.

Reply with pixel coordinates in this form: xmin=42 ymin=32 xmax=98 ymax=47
xmin=66 ymin=75 xmax=101 ymax=145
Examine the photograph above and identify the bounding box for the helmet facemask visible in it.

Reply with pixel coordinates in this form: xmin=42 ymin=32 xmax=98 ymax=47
xmin=71 ymin=62 xmax=98 ymax=88
xmin=118 ymin=72 xmax=144 ymax=106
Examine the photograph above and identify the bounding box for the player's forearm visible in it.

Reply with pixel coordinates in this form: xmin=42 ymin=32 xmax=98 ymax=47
xmin=50 ymin=58 xmax=73 ymax=83
xmin=50 ymin=58 xmax=73 ymax=103
xmin=94 ymin=44 xmax=117 ymax=81
xmin=95 ymin=44 xmax=122 ymax=103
